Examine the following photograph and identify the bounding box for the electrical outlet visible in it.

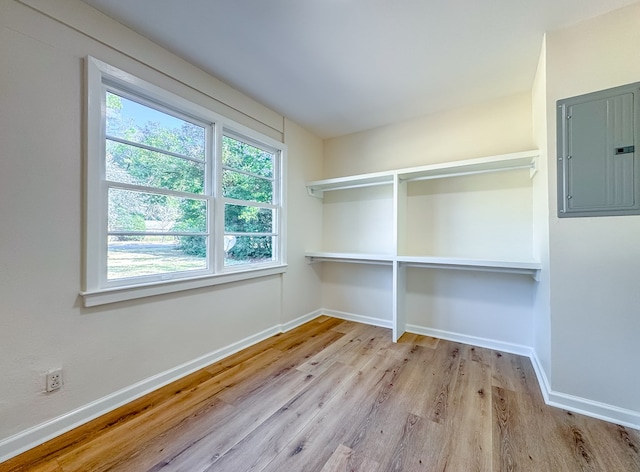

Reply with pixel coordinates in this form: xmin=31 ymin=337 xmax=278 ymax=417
xmin=46 ymin=369 xmax=63 ymax=392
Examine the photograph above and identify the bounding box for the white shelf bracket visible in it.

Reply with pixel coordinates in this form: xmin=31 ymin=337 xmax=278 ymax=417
xmin=529 ymin=157 xmax=538 ymax=178
xmin=307 ymin=187 xmax=324 ymax=198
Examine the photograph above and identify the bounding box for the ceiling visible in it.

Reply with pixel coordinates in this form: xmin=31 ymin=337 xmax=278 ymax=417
xmin=81 ymin=0 xmax=639 ymax=138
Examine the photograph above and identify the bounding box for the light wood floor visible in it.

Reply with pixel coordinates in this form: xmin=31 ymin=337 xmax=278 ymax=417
xmin=3 ymin=316 xmax=639 ymax=471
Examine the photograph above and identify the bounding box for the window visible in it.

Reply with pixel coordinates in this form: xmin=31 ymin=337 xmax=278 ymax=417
xmin=83 ymin=57 xmax=286 ymax=306
xmin=222 ymin=134 xmax=280 ymax=267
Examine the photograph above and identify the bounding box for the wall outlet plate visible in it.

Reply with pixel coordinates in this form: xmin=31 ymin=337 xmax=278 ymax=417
xmin=46 ymin=369 xmax=63 ymax=392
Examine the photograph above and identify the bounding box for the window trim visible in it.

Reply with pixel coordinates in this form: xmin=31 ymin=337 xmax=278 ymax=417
xmin=82 ymin=56 xmax=287 ymax=306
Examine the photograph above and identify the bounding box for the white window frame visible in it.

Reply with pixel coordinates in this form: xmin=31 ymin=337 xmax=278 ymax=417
xmin=82 ymin=57 xmax=286 ymax=307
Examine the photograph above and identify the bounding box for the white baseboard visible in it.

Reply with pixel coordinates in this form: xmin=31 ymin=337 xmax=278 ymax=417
xmin=408 ymin=324 xmax=640 ymax=430
xmin=320 ymin=309 xmax=393 ymax=329
xmin=321 ymin=314 xmax=640 ymax=430
xmin=528 ymin=349 xmax=552 ymax=403
xmin=0 ymin=310 xmax=323 ymax=464
xmin=528 ymin=351 xmax=640 ymax=430
xmin=545 ymin=391 xmax=640 ymax=430
xmin=3 ymin=311 xmax=638 ymax=464
xmin=281 ymin=308 xmax=324 ymax=332
xmin=405 ymin=324 xmax=532 ymax=357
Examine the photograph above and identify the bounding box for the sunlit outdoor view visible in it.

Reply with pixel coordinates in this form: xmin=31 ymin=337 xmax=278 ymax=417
xmin=222 ymin=135 xmax=276 ymax=267
xmin=105 ymin=91 xmax=208 ymax=280
xmin=105 ymin=91 xmax=277 ymax=280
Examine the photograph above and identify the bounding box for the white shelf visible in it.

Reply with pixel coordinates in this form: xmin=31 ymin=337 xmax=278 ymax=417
xmin=397 ymin=255 xmax=541 ymax=280
xmin=398 ymin=150 xmax=538 ymax=182
xmin=307 ymin=171 xmax=394 ymax=197
xmin=305 ymin=252 xmax=540 ymax=279
xmin=307 ymin=150 xmax=538 ymax=198
xmin=305 ymin=251 xmax=394 ymax=266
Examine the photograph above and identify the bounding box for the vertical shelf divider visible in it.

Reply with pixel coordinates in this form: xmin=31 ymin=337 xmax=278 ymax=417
xmin=392 ymin=174 xmax=407 ymax=341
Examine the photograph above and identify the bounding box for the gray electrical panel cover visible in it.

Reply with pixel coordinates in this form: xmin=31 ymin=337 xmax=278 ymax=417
xmin=557 ymin=82 xmax=640 ymax=217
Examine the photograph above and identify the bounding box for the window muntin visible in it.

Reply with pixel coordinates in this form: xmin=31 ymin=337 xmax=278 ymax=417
xmin=222 ymin=136 xmax=274 ymax=177
xmin=85 ymin=57 xmax=285 ymax=300
xmin=106 ymin=141 xmax=206 ymax=194
xmin=106 ymin=91 xmax=206 ymax=160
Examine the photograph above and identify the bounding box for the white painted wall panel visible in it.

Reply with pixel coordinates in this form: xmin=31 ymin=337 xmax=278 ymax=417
xmin=322 ymin=186 xmax=394 ymax=255
xmin=405 ymin=269 xmax=534 ymax=348
xmin=546 ymin=2 xmax=640 ymax=414
xmin=321 ymin=263 xmax=393 ymax=324
xmin=404 ymin=170 xmax=534 ymax=260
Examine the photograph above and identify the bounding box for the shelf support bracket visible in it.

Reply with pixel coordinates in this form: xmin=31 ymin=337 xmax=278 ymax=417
xmin=529 ymin=157 xmax=538 ymax=178
xmin=307 ymin=188 xmax=324 ymax=198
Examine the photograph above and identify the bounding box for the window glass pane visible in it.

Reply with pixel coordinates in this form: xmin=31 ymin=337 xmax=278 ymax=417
xmin=106 ymin=91 xmax=205 ymax=160
xmin=222 ymin=135 xmax=273 ymax=178
xmin=106 ymin=140 xmax=204 ymax=194
xmin=224 ymin=236 xmax=274 ymax=266
xmin=225 ymin=204 xmax=273 ymax=234
xmin=222 ymin=169 xmax=273 ymax=203
xmin=108 ymin=188 xmax=207 ymax=233
xmin=108 ymin=236 xmax=207 ymax=280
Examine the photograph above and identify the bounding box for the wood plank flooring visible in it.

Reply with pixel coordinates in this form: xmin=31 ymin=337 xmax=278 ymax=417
xmin=2 ymin=316 xmax=639 ymax=472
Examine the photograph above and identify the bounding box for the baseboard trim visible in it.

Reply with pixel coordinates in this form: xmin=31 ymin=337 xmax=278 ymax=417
xmin=0 ymin=310 xmax=323 ymax=463
xmin=281 ymin=308 xmax=324 ymax=332
xmin=545 ymin=391 xmax=640 ymax=430
xmin=528 ymin=349 xmax=552 ymax=403
xmin=405 ymin=324 xmax=532 ymax=357
xmin=529 ymin=351 xmax=640 ymax=430
xmin=407 ymin=324 xmax=640 ymax=429
xmin=320 ymin=309 xmax=393 ymax=329
xmin=3 ymin=311 xmax=638 ymax=463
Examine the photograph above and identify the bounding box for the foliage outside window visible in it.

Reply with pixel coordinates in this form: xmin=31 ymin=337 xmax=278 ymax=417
xmin=223 ymin=135 xmax=278 ymax=266
xmin=84 ymin=57 xmax=286 ymax=305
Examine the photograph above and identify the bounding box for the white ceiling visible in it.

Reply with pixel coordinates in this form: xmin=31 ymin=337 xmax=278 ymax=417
xmin=81 ymin=0 xmax=639 ymax=138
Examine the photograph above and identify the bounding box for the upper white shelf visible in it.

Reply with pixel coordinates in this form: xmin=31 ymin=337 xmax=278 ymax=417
xmin=307 ymin=150 xmax=538 ymax=197
xmin=306 ymin=171 xmax=394 ymax=197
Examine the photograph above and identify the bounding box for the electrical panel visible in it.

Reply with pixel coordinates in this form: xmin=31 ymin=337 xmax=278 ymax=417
xmin=557 ymin=83 xmax=640 ymax=217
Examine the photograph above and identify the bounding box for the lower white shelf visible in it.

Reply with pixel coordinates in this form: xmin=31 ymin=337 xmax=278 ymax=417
xmin=304 ymin=252 xmax=394 ymax=266
xmin=397 ymin=255 xmax=541 ymax=280
xmin=305 ymin=252 xmax=541 ymax=279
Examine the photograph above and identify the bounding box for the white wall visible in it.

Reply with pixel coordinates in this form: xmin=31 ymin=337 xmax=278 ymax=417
xmin=282 ymin=118 xmax=324 ymax=324
xmin=322 ymin=186 xmax=395 ymax=254
xmin=545 ymin=3 xmax=640 ymax=417
xmin=0 ymin=0 xmax=323 ymax=457
xmin=403 ymin=170 xmax=533 ymax=260
xmin=531 ymin=36 xmax=552 ymax=382
xmin=322 ymin=93 xmax=538 ymax=347
xmin=322 ymin=263 xmax=394 ymax=326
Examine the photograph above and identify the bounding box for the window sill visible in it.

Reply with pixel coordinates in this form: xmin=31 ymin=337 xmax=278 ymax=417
xmin=80 ymin=265 xmax=288 ymax=307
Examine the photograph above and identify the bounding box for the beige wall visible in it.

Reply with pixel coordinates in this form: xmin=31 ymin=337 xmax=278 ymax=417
xmin=0 ymin=0 xmax=323 ymax=453
xmin=545 ymin=3 xmax=640 ymax=414
xmin=324 ymin=92 xmax=534 ymax=178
